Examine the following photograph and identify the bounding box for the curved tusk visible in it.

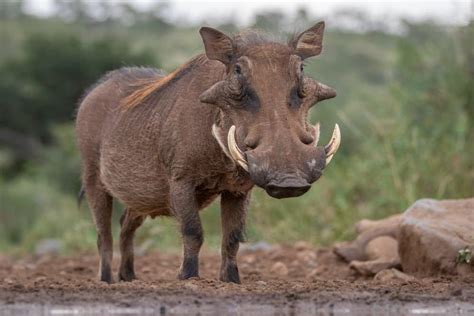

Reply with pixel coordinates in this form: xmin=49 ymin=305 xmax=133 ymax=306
xmin=212 ymin=124 xmax=232 ymax=159
xmin=324 ymin=123 xmax=341 ymax=166
xmin=227 ymin=125 xmax=249 ymax=171
xmin=312 ymin=122 xmax=320 ymax=147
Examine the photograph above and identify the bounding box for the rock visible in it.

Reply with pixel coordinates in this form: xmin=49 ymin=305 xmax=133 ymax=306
xmin=344 ymin=236 xmax=400 ymax=275
xmin=242 ymin=254 xmax=256 ymax=264
xmin=334 ymin=241 xmax=366 ymax=262
xmin=350 ymin=259 xmax=400 ymax=276
xmin=399 ymin=198 xmax=474 ymax=276
xmin=296 ymin=250 xmax=317 ymax=264
xmin=355 ymin=214 xmax=402 ymax=234
xmin=374 ymin=268 xmax=415 ymax=282
xmin=184 ymin=282 xmax=199 ymax=291
xmin=334 ymin=215 xmax=401 ymax=263
xmin=35 ymin=239 xmax=63 ymax=256
xmin=366 ymin=236 xmax=399 ymax=261
xmin=241 ymin=241 xmax=272 ymax=252
xmin=294 ymin=241 xmax=312 ymax=251
xmin=270 ymin=262 xmax=288 ymax=276
xmin=3 ymin=278 xmax=14 ymax=285
xmin=256 ymin=280 xmax=267 ymax=286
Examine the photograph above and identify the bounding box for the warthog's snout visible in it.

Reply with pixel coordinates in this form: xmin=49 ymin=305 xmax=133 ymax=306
xmin=213 ymin=124 xmax=340 ymax=199
xmin=265 ymin=177 xmax=311 ymax=199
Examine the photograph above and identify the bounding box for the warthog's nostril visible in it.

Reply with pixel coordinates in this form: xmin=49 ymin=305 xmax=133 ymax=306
xmin=244 ymin=138 xmax=259 ymax=150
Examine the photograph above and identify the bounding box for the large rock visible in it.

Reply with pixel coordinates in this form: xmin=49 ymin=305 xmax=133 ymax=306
xmin=334 ymin=215 xmax=401 ymax=275
xmin=399 ymin=198 xmax=474 ymax=276
xmin=349 ymin=236 xmax=401 ymax=275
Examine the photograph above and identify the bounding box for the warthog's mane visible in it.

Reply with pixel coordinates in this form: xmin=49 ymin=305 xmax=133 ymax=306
xmin=121 ymin=30 xmax=292 ymax=110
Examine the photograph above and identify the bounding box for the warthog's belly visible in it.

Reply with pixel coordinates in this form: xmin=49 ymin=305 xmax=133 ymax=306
xmin=99 ymin=153 xmax=223 ymax=217
xmin=99 ymin=150 xmax=172 ymax=215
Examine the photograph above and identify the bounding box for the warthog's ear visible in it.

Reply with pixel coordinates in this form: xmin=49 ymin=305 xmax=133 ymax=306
xmin=199 ymin=27 xmax=234 ymax=64
xmin=291 ymin=21 xmax=325 ymax=59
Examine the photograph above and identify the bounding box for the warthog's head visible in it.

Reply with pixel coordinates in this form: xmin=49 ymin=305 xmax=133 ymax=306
xmin=199 ymin=22 xmax=340 ymax=199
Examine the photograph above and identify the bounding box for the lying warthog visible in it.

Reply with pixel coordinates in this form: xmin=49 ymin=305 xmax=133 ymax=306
xmin=76 ymin=21 xmax=340 ymax=284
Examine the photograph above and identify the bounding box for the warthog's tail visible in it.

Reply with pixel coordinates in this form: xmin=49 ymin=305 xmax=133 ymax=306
xmin=77 ymin=185 xmax=86 ymax=209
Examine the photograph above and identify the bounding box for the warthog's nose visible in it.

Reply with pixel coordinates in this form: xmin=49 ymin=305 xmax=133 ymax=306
xmin=264 ymin=178 xmax=311 ymax=199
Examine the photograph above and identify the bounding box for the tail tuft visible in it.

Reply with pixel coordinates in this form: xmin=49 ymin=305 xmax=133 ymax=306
xmin=77 ymin=185 xmax=86 ymax=209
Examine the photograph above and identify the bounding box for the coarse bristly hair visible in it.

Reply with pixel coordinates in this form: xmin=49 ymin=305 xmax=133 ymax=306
xmin=121 ymin=29 xmax=293 ymax=110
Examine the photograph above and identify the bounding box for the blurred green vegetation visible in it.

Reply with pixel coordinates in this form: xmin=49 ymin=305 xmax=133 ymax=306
xmin=0 ymin=1 xmax=473 ymax=254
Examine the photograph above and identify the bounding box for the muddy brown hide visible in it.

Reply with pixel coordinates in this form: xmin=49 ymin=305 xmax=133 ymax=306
xmin=75 ymin=22 xmax=339 ymax=284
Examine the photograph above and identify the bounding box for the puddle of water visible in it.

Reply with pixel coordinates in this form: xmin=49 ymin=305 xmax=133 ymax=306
xmin=2 ymin=301 xmax=474 ymax=316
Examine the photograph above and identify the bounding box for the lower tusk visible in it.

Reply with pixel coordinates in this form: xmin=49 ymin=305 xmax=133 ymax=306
xmin=325 ymin=154 xmax=335 ymax=165
xmin=312 ymin=122 xmax=320 ymax=147
xmin=227 ymin=125 xmax=249 ymax=171
xmin=324 ymin=123 xmax=341 ymax=165
xmin=212 ymin=124 xmax=232 ymax=159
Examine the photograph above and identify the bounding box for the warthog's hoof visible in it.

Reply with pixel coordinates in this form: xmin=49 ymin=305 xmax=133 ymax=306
xmin=220 ymin=264 xmax=241 ymax=284
xmin=99 ymin=270 xmax=114 ymax=284
xmin=178 ymin=257 xmax=199 ymax=280
xmin=118 ymin=270 xmax=137 ymax=282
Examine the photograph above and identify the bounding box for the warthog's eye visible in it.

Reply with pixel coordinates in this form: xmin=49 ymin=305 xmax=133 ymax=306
xmin=289 ymin=85 xmax=303 ymax=108
xmin=300 ymin=64 xmax=304 ymax=73
xmin=234 ymin=64 xmax=242 ymax=75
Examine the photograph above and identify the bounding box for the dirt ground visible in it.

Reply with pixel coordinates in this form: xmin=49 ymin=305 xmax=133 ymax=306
xmin=1 ymin=243 xmax=474 ymax=315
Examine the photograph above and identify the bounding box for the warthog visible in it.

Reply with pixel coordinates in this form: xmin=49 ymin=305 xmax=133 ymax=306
xmin=76 ymin=21 xmax=340 ymax=284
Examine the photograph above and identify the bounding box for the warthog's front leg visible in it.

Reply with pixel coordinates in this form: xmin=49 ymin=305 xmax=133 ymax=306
xmin=170 ymin=180 xmax=203 ymax=280
xmin=219 ymin=191 xmax=249 ymax=283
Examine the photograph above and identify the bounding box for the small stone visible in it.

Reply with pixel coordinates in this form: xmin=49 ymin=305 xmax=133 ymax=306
xmin=374 ymin=268 xmax=415 ymax=282
xmin=242 ymin=255 xmax=256 ymax=264
xmin=256 ymin=280 xmax=267 ymax=286
xmin=35 ymin=239 xmax=63 ymax=256
xmin=241 ymin=241 xmax=272 ymax=252
xmin=34 ymin=276 xmax=47 ymax=282
xmin=296 ymin=250 xmax=317 ymax=264
xmin=184 ymin=282 xmax=199 ymax=291
xmin=294 ymin=241 xmax=312 ymax=251
xmin=307 ymin=267 xmax=322 ymax=278
xmin=3 ymin=278 xmax=14 ymax=284
xmin=270 ymin=262 xmax=288 ymax=276
xmin=350 ymin=259 xmax=400 ymax=276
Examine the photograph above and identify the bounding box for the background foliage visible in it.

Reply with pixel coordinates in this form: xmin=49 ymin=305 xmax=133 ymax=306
xmin=0 ymin=1 xmax=473 ymax=253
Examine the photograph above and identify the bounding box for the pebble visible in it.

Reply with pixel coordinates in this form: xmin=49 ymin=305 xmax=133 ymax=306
xmin=294 ymin=241 xmax=312 ymax=251
xmin=35 ymin=239 xmax=63 ymax=256
xmin=3 ymin=278 xmax=14 ymax=285
xmin=270 ymin=262 xmax=288 ymax=276
xmin=374 ymin=269 xmax=415 ymax=282
xmin=184 ymin=282 xmax=199 ymax=291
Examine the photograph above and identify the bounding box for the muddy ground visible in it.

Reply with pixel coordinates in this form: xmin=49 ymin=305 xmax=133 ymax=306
xmin=1 ymin=244 xmax=474 ymax=315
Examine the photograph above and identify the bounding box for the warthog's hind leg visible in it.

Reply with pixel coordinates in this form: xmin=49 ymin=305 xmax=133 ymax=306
xmin=219 ymin=191 xmax=249 ymax=283
xmin=118 ymin=208 xmax=145 ymax=282
xmin=84 ymin=172 xmax=114 ymax=283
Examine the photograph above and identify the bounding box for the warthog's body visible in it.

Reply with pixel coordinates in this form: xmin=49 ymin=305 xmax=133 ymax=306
xmin=76 ymin=23 xmax=339 ymax=283
xmin=80 ymin=58 xmax=246 ymax=216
